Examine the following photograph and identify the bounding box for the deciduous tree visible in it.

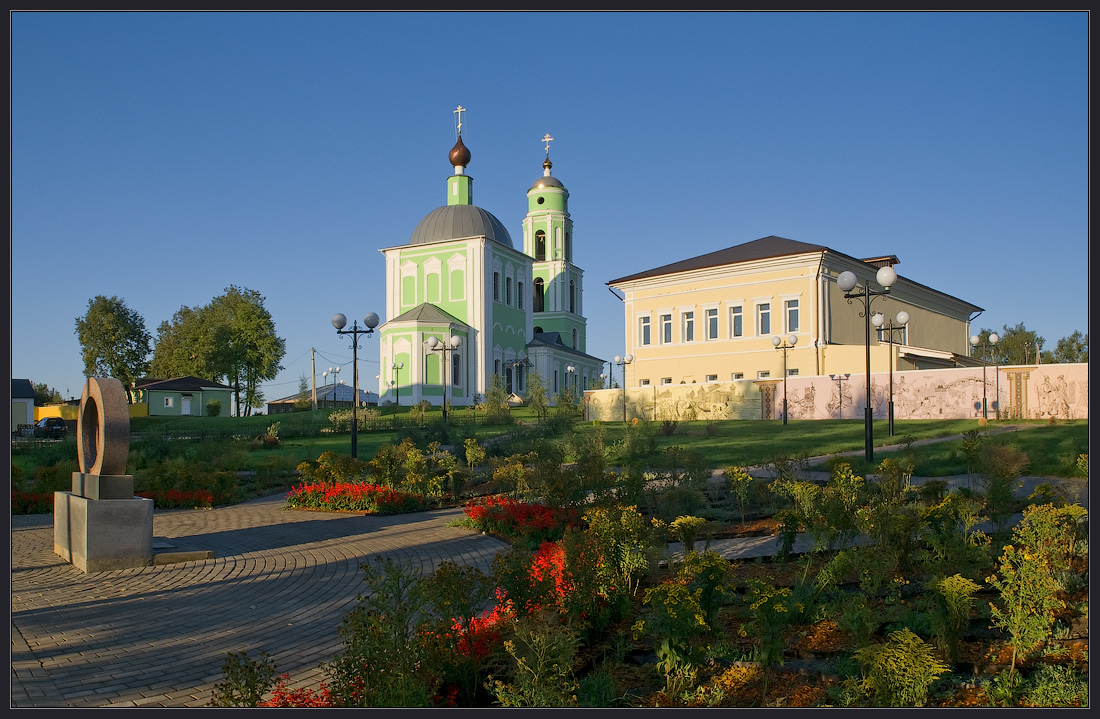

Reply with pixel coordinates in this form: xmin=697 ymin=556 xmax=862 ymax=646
xmin=1051 ymin=330 xmax=1088 ymax=364
xmin=74 ymin=295 xmax=151 ymax=402
xmin=150 ymin=286 xmax=285 ymax=416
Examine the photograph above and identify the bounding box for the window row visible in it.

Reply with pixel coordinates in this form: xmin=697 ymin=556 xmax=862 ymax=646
xmin=636 ymin=368 xmax=799 ymax=386
xmin=638 ymin=299 xmax=800 ymax=346
xmin=497 ymin=273 xmax=579 ymax=315
xmin=492 ymin=271 xmax=526 ymax=310
xmin=533 ymin=228 xmax=572 ymax=263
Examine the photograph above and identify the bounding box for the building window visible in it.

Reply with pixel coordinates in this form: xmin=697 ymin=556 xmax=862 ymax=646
xmin=660 ymin=314 xmax=672 ymax=344
xmin=785 ymin=299 xmax=799 ymax=333
xmin=730 ymin=305 xmax=743 ymax=337
xmin=757 ymin=370 xmax=770 ymax=379
xmin=564 ymin=231 xmax=571 ymax=262
xmin=493 ymin=272 xmax=501 ymax=302
xmin=554 ymin=369 xmax=559 ymax=393
xmin=640 ymin=379 xmax=650 ymax=386
xmin=569 ymin=280 xmax=576 ymax=313
xmin=732 ymin=372 xmax=744 ymax=380
xmin=705 ymin=374 xmax=717 ymax=382
xmin=787 ymin=368 xmax=798 ymax=377
xmin=452 ymin=353 xmax=462 ymax=387
xmin=682 ymin=311 xmax=695 ymax=342
xmin=705 ymin=308 xmax=718 ymax=340
xmin=533 ymin=278 xmax=545 ymax=312
xmin=877 ymin=325 xmax=908 ymax=344
xmin=164 ymin=397 xmax=173 ymax=408
xmin=535 ymin=230 xmax=546 ymax=261
xmin=494 ymin=359 xmax=500 ymax=375
xmin=661 ymin=377 xmax=672 ymax=385
xmin=506 ymin=276 xmax=513 ymax=305
xmin=639 ymin=316 xmax=651 ymax=346
xmin=757 ymin=303 xmax=771 ymax=336
xmin=517 ymin=281 xmax=524 ymax=309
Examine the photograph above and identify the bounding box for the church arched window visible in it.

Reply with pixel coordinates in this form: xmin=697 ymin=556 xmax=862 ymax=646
xmin=533 ymin=278 xmax=545 ymax=313
xmin=535 ymin=231 xmax=546 ymax=261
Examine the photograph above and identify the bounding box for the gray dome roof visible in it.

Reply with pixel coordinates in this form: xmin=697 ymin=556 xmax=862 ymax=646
xmin=409 ymin=204 xmax=514 ymax=248
xmin=530 ymin=175 xmax=564 ymax=190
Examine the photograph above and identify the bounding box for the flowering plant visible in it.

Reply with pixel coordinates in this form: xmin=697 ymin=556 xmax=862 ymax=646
xmin=285 ymin=481 xmax=429 ymax=514
xmin=462 ymin=495 xmax=580 ymax=547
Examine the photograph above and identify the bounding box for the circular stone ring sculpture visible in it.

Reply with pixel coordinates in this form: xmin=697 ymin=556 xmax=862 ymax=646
xmin=77 ymin=377 xmax=130 ymax=476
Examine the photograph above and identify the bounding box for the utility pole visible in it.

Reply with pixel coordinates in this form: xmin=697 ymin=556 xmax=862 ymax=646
xmin=311 ymin=347 xmax=317 ymax=410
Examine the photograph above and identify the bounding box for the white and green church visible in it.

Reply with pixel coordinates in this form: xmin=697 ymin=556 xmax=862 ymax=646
xmin=377 ymin=116 xmax=604 ymax=409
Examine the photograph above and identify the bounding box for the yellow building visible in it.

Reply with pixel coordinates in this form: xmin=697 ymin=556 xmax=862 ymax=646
xmin=606 ymin=236 xmax=984 ymax=388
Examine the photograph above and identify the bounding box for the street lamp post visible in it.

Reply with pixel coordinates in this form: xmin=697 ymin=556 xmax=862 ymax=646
xmin=613 ymin=354 xmax=633 ymax=422
xmin=969 ymin=332 xmax=1000 ymax=420
xmin=829 ymin=373 xmax=851 ymax=418
xmin=322 ymin=370 xmax=329 ymax=408
xmin=565 ymin=364 xmax=576 ymax=404
xmin=332 ymin=312 xmax=379 ymax=459
xmin=838 ymin=266 xmax=897 ymax=464
xmin=509 ymin=352 xmax=532 ymax=396
xmin=427 ymin=335 xmax=462 ymax=422
xmin=391 ymin=362 xmax=404 ymax=410
xmin=872 ymin=311 xmax=909 ymax=436
xmin=771 ymin=334 xmax=798 ymax=424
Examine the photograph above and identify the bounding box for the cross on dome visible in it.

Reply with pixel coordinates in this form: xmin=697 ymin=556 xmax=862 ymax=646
xmin=454 ymin=105 xmax=466 ymax=136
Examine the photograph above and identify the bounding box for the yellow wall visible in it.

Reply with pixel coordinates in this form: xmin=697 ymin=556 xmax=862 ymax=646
xmin=35 ymin=404 xmax=149 ymax=421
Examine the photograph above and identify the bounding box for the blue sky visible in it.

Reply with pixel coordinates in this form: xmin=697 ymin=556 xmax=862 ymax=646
xmin=11 ymin=11 xmax=1088 ymax=404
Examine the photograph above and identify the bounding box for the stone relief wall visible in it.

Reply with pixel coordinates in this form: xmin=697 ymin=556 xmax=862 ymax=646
xmin=584 ymin=363 xmax=1088 ymax=423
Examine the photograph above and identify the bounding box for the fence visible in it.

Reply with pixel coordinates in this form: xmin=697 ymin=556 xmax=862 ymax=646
xmin=584 ymin=363 xmax=1088 ymax=423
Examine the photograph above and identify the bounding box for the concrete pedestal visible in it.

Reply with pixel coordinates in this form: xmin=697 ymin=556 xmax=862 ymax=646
xmin=71 ymin=472 xmax=134 ymax=500
xmin=54 ymin=492 xmax=154 ymax=573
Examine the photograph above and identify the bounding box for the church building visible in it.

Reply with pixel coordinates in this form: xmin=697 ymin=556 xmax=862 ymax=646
xmin=377 ymin=109 xmax=604 ymax=409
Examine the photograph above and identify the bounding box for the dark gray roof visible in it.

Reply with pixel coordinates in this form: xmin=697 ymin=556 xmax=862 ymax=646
xmin=12 ymin=379 xmax=35 ymax=399
xmin=607 ymin=236 xmax=826 ymax=285
xmin=528 ymin=333 xmax=604 ymax=363
xmin=388 ymin=303 xmax=467 ymax=326
xmin=409 ymin=204 xmax=514 ymax=248
xmin=136 ymin=376 xmax=233 ymax=391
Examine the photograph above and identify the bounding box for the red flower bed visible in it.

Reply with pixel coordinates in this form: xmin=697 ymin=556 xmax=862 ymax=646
xmin=285 ymin=481 xmax=429 ymax=515
xmin=259 ymin=674 xmax=333 ymax=707
xmin=462 ymin=495 xmax=580 ymax=545
xmin=11 ymin=490 xmax=54 ymax=514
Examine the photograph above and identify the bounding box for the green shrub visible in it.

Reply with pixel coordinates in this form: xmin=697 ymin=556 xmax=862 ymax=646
xmin=209 ymin=651 xmax=277 ymax=707
xmin=487 ymin=614 xmax=579 ymax=708
xmin=852 ymin=627 xmax=949 ymax=707
xmin=669 ymin=515 xmax=707 ymax=553
xmin=927 ymin=573 xmax=982 ymax=664
xmin=206 ymin=399 xmax=222 ymax=417
xmin=1020 ymin=663 xmax=1088 ymax=707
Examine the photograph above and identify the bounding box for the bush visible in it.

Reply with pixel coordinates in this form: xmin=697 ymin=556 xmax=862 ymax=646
xmin=206 ymin=399 xmax=222 ymax=417
xmin=1019 ymin=663 xmax=1088 ymax=707
xmin=851 ymin=627 xmax=949 ymax=707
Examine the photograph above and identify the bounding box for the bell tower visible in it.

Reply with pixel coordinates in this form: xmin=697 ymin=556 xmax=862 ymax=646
xmin=523 ymin=135 xmax=587 ymax=352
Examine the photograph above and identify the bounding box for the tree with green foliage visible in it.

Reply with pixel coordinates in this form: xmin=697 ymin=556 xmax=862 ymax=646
xmin=976 ymin=323 xmax=1043 ymax=366
xmin=1050 ymin=330 xmax=1088 ymax=364
xmin=294 ymin=374 xmax=312 ymax=411
xmin=33 ymin=382 xmax=65 ymax=405
xmin=484 ymin=373 xmax=511 ymax=424
xmin=525 ymin=371 xmax=549 ymax=421
xmin=74 ymin=295 xmax=152 ymax=403
xmin=150 ymin=286 xmax=285 ymax=416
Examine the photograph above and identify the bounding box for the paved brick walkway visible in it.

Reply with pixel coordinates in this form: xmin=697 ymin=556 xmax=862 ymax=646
xmin=11 ymin=494 xmax=510 ymax=707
